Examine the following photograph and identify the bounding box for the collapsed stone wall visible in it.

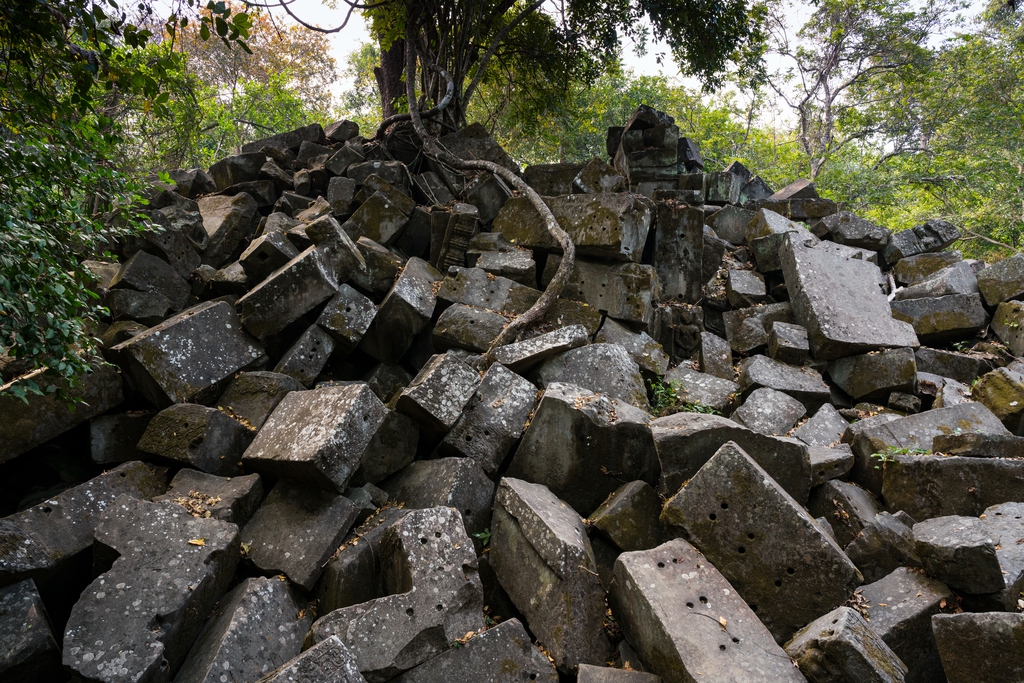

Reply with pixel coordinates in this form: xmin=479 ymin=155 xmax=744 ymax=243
xmin=1 ymin=104 xmax=1024 ymax=682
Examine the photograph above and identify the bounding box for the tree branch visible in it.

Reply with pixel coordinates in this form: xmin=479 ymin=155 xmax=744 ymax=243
xmin=462 ymin=0 xmax=545 ymax=105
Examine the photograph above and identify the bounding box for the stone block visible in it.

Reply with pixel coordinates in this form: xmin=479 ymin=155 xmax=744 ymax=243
xmin=595 ymin=319 xmax=670 ymax=376
xmin=610 ymin=538 xmax=805 ymax=683
xmin=209 ymin=152 xmax=265 ymax=191
xmin=256 ymin=635 xmax=366 ymax=683
xmin=104 ymin=288 xmax=172 ymax=324
xmin=153 ymin=468 xmax=263 ymax=526
xmin=889 ymin=293 xmax=989 ymax=345
xmin=859 ymin=567 xmax=954 ymax=683
xmin=809 ymin=445 xmax=855 ymax=485
xmin=972 ymin=366 xmax=1024 ymax=433
xmin=698 ymin=331 xmax=733 ymax=380
xmin=241 ymin=123 xmax=324 ymax=153
xmin=932 ymin=431 xmax=1024 ymax=458
xmin=438 ymin=363 xmax=537 ymax=475
xmin=652 ymin=201 xmax=703 ymax=302
xmin=490 ymin=478 xmax=611 ymax=672
xmin=110 ymin=250 xmax=190 ymax=311
xmin=750 ymin=197 xmax=839 ymax=221
xmin=967 ymin=502 xmax=1024 ymax=611
xmin=437 ymin=266 xmax=540 ymax=315
xmin=782 ymin=234 xmax=918 ymax=360
xmin=471 ymin=249 xmax=536 ymax=286
xmin=0 ymin=579 xmax=63 ymax=682
xmin=241 ymin=479 xmax=359 ymax=590
xmin=0 ymin=461 xmax=167 ymax=586
xmin=360 ymin=258 xmax=441 ymax=364
xmin=555 ymin=258 xmax=659 ymax=327
xmin=730 ymin=386 xmax=806 ymax=436
xmin=344 ymin=191 xmax=410 ymax=246
xmin=236 ymin=246 xmax=339 ymax=339
xmin=738 ymin=354 xmax=831 ymax=412
xmin=174 ymin=576 xmax=311 ymax=683
xmin=308 ymin=507 xmax=484 ymax=681
xmin=349 ymin=410 xmax=420 ymax=486
xmin=882 ymin=453 xmax=1024 ymax=520
xmin=214 ymin=371 xmax=303 ymax=430
xmin=893 ymin=262 xmax=978 ymax=301
xmin=722 ymin=301 xmax=795 ymax=354
xmin=845 ymin=511 xmax=921 ymax=583
xmin=827 ymin=347 xmax=917 ymax=402
xmin=785 ymin=606 xmax=907 ymax=683
xmin=661 ymin=442 xmax=861 ymax=643
xmin=492 ymin=325 xmax=589 ymax=373
xmin=507 ymin=382 xmax=657 ymax=516
xmin=882 ymin=220 xmax=960 ymax=265
xmin=652 ymin=411 xmax=812 ymax=502
xmin=705 ymin=204 xmax=754 ymax=245
xmin=273 ymin=323 xmax=336 ymax=387
xmin=976 ymin=252 xmax=1024 ymax=306
xmin=493 ymin=193 xmax=652 ymax=263
xmin=588 ymin=480 xmax=667 ymax=552
xmin=913 ymin=515 xmax=1002 ymax=594
xmin=90 ymin=411 xmax=153 ymax=464
xmin=663 ymin=365 xmax=741 ymax=414
xmin=238 ymin=230 xmax=300 ymax=283
xmin=524 ymin=162 xmax=584 ymax=195
xmin=432 ymin=304 xmax=508 ymax=353
xmin=992 ymin=301 xmax=1024 ymax=357
xmin=381 ymin=457 xmax=494 ymax=551
xmin=808 ymin=479 xmax=883 ymax=548
xmin=811 ymin=212 xmax=891 ymax=252
xmin=932 ymin=612 xmax=1024 ymax=683
xmin=0 ymin=363 xmax=124 ymax=462
xmin=63 ymin=496 xmax=239 ymax=683
xmin=534 ymin=343 xmax=649 ymax=410
xmin=349 ymin=237 xmax=404 ymax=296
xmin=393 ymin=618 xmax=557 ymax=683
xmin=704 ymin=171 xmax=742 ymax=204
xmin=396 ymin=352 xmax=481 ymax=438
xmin=893 ymin=251 xmax=963 ymax=285
xmin=794 ymin=403 xmax=850 ymax=448
xmin=138 ymin=403 xmax=253 ymax=476
xmin=726 ymin=269 xmax=768 ymax=308
xmin=197 ymin=193 xmax=258 ymax=268
xmin=243 ymin=384 xmax=388 ymax=493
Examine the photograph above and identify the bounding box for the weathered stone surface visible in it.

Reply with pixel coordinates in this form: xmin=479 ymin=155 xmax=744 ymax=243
xmin=524 ymin=163 xmax=583 ymax=195
xmin=782 ymin=234 xmax=918 ymax=360
xmin=173 ymin=576 xmax=311 ymax=683
xmin=964 ymin=502 xmax=1024 ymax=611
xmin=197 ymin=193 xmax=258 ymax=268
xmin=662 ymin=442 xmax=861 ymax=643
xmin=110 ymin=250 xmax=190 ymax=311
xmin=137 ymin=403 xmax=252 ymax=476
xmin=396 ymin=352 xmax=481 ymax=438
xmin=348 ymin=237 xmax=403 ymax=296
xmin=882 ymin=220 xmax=961 ymax=265
xmin=472 ymin=249 xmax=536 ymax=286
xmin=731 ymin=386 xmax=806 ymax=436
xmin=705 ymin=171 xmax=742 ymax=204
xmin=241 ymin=479 xmax=358 ymax=590
xmin=394 ymin=618 xmax=557 ymax=683
xmin=893 ymin=251 xmax=963 ymax=285
xmin=437 ymin=266 xmax=540 ymax=315
xmin=588 ymin=480 xmax=667 ymax=552
xmin=722 ymin=302 xmax=795 ymax=354
xmin=238 ymin=231 xmax=299 ymax=284
xmin=932 ymin=612 xmax=1024 ymax=683
xmin=992 ymin=301 xmax=1024 ymax=357
xmin=432 ymin=303 xmax=508 ymax=352
xmin=726 ymin=269 xmax=768 ymax=308
xmin=808 ymin=479 xmax=883 ymax=548
xmin=706 ymin=204 xmax=754 ymax=245
xmin=893 ymin=261 xmax=978 ymax=301
xmin=595 ymin=319 xmax=670 ymax=376
xmin=1 ymin=363 xmax=124 ymax=462
xmin=652 ymin=411 xmax=812 ymax=502
xmin=99 ymin=320 xmax=148 ymax=350
xmin=845 ymin=511 xmax=921 ymax=583
xmin=663 ymin=366 xmax=737 ymax=413
xmin=243 ymin=384 xmax=388 ymax=493
xmin=381 ymin=458 xmax=495 ymax=550
xmin=534 ymin=343 xmax=649 ymax=410
xmin=494 ymin=193 xmax=651 ymax=262
xmin=256 ymin=635 xmax=366 ymax=683
xmin=492 ymin=325 xmax=589 ymax=373
xmin=809 ymin=445 xmax=855 ymax=485
xmin=236 ymin=246 xmax=339 ymax=339
xmin=343 ymin=191 xmax=410 ymax=246
xmin=490 ymin=478 xmax=611 ymax=672
xmin=360 ymin=258 xmax=441 ymax=364
xmin=859 ymin=568 xmax=954 ymax=683
xmin=105 ymin=287 xmax=172 ymax=324
xmin=882 ymin=453 xmax=1024 ymax=520
xmin=972 ymin=366 xmax=1024 ymax=433
xmin=273 ymin=323 xmax=336 ymax=387
xmin=785 ymin=606 xmax=907 ymax=683
xmin=913 ymin=515 xmax=1003 ymax=594
xmin=811 ymin=212 xmax=891 ymax=252
xmin=308 ymin=507 xmax=484 ymax=682
xmin=794 ymin=403 xmax=850 ymax=448
xmin=438 ymin=363 xmax=537 ymax=475
xmin=90 ymin=411 xmax=153 ymax=464
xmin=0 ymin=579 xmax=63 ymax=682
xmin=556 ymin=258 xmax=659 ymax=327
xmin=652 ymin=201 xmax=703 ymax=302
xmin=153 ymin=469 xmax=263 ymax=526
xmin=577 ymin=665 xmax=661 ymax=683
xmin=827 ymin=348 xmax=917 ymax=402
xmin=890 ymin=294 xmax=989 ymax=345
xmin=114 ymin=301 xmax=264 ymax=407
xmin=241 ymin=123 xmax=324 ymax=154
xmin=977 ymin=252 xmax=1024 ymax=306
xmin=214 ymin=371 xmax=303 ymax=430
xmin=507 ymin=382 xmax=655 ymax=515
xmin=932 ymin=431 xmax=1024 ymax=458
xmin=699 ymin=331 xmax=733 ymax=379
xmin=610 ymin=538 xmax=805 ymax=683
xmin=209 ymin=152 xmax=265 ymax=191
xmin=738 ymin=354 xmax=831 ymax=411
xmin=63 ymin=496 xmax=239 ymax=683
xmin=747 ymin=207 xmax=806 ymax=243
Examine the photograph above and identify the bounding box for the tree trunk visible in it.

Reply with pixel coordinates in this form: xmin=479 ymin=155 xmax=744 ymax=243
xmin=374 ymin=37 xmax=406 ymax=119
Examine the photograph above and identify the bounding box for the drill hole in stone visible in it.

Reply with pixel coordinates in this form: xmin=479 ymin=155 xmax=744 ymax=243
xmin=720 ymin=502 xmax=729 ymax=510
xmin=747 ymin=532 xmax=755 ymax=540
xmin=737 ymin=546 xmax=746 ymax=554
xmin=732 ymin=637 xmax=740 ymax=643
xmin=786 ymin=567 xmax=795 ymax=575
xmin=775 ymin=580 xmax=782 ymax=587
xmin=709 ymin=513 xmax=717 ymax=521
xmin=434 ymin=531 xmax=442 ymax=538
xmin=699 ymin=596 xmax=708 ymax=604
xmin=419 ymin=537 xmax=427 ymax=544
xmin=657 ymin=562 xmax=665 ymax=568
xmin=719 ymin=645 xmax=726 ymax=651
xmin=686 ymin=602 xmax=694 ymax=608
xmin=435 ymin=604 xmax=443 ymax=611
xmin=406 ymin=608 xmax=414 ymax=616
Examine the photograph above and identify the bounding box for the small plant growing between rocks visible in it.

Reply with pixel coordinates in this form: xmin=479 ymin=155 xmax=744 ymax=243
xmin=870 ymin=446 xmax=931 ymax=469
xmin=647 ymin=378 xmax=721 ymax=418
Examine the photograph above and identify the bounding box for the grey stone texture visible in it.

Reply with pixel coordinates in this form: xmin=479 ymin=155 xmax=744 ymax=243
xmin=785 ymin=606 xmax=908 ymax=683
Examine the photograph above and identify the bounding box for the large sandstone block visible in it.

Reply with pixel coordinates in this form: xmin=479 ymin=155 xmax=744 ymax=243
xmin=359 ymin=257 xmax=441 ymax=364
xmin=137 ymin=403 xmax=253 ymax=476
xmin=490 ymin=478 xmax=611 ymax=672
xmin=506 ymin=383 xmax=657 ymax=515
xmin=883 ymin=453 xmax=1024 ymax=520
xmin=932 ymin=612 xmax=1024 ymax=683
xmin=889 ymin=293 xmax=989 ymax=345
xmin=784 ymin=606 xmax=908 ymax=683
xmin=112 ymin=300 xmax=265 ymax=408
xmin=63 ymin=496 xmax=239 ymax=683
xmin=243 ymin=384 xmax=388 ymax=493
xmin=781 ymin=233 xmax=918 ymax=360
xmin=0 ymin=579 xmax=63 ymax=682
xmin=533 ymin=343 xmax=649 ymax=410
xmin=555 ymin=258 xmax=659 ymax=327
xmin=662 ymin=442 xmax=861 ymax=643
xmin=256 ymin=635 xmax=366 ymax=683
xmin=236 ymin=246 xmax=339 ymax=339
xmin=198 ymin=192 xmax=259 ymax=268
xmin=493 ymin=193 xmax=652 ymax=262
xmin=396 ymin=352 xmax=481 ymax=438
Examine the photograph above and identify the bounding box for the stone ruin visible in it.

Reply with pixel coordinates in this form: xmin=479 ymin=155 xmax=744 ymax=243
xmin=2 ymin=103 xmax=1024 ymax=682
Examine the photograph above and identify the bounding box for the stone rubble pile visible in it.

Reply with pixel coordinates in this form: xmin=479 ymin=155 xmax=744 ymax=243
xmin=2 ymin=104 xmax=1024 ymax=682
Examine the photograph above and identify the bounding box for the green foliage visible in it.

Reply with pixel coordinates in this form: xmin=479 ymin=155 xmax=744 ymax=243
xmin=471 ymin=528 xmax=492 ymax=546
xmin=0 ymin=0 xmax=249 ymax=399
xmin=647 ymin=377 xmax=721 ymax=418
xmin=870 ymin=446 xmax=930 ymax=469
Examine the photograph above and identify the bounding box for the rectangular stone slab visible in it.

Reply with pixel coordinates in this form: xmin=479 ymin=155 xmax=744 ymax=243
xmin=610 ymin=538 xmax=806 ymax=683
xmin=236 ymin=246 xmax=339 ymax=339
xmin=781 ymin=233 xmax=918 ymax=360
xmin=662 ymin=441 xmax=861 ymax=643
xmin=883 ymin=454 xmax=1024 ymax=520
xmin=111 ymin=300 xmax=265 ymax=407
